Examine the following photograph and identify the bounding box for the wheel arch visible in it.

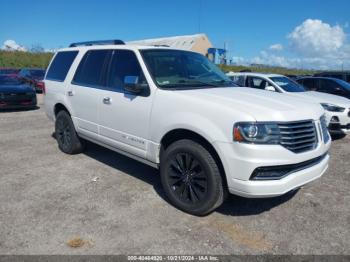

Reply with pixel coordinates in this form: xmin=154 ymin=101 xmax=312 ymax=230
xmin=160 ymin=128 xmax=228 ymax=189
xmin=54 ymin=103 xmax=71 ymax=118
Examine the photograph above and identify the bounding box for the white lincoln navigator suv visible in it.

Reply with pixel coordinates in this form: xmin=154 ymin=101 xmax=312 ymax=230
xmin=44 ymin=40 xmax=331 ymax=215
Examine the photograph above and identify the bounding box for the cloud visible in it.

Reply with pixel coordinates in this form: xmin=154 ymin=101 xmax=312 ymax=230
xmin=251 ymin=51 xmax=291 ymax=68
xmin=269 ymin=44 xmax=283 ymax=51
xmin=231 ymin=56 xmax=247 ymax=65
xmin=287 ymin=19 xmax=346 ymax=57
xmin=231 ymin=19 xmax=350 ymax=70
xmin=1 ymin=40 xmax=27 ymax=51
xmin=248 ymin=51 xmax=348 ymax=70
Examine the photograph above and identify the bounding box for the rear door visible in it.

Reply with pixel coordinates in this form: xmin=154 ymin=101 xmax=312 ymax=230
xmin=68 ymin=49 xmax=112 ymax=140
xmin=98 ymin=49 xmax=153 ymax=158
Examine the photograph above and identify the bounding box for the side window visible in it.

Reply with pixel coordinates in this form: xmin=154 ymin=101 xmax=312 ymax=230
xmin=20 ymin=70 xmax=28 ymax=77
xmin=46 ymin=51 xmax=78 ymax=82
xmin=246 ymin=77 xmax=267 ymax=90
xmin=107 ymin=50 xmax=147 ymax=91
xmin=346 ymin=75 xmax=350 ymax=83
xmin=230 ymin=76 xmax=245 ymax=86
xmin=73 ymin=50 xmax=111 ymax=87
xmin=320 ymin=79 xmax=342 ymax=93
xmin=301 ymin=79 xmax=316 ymax=91
xmin=329 ymin=74 xmax=342 ymax=80
xmin=18 ymin=70 xmax=24 ymax=77
xmin=237 ymin=76 xmax=245 ymax=86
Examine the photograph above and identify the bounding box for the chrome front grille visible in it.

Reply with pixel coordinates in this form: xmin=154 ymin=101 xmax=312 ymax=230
xmin=278 ymin=120 xmax=318 ymax=153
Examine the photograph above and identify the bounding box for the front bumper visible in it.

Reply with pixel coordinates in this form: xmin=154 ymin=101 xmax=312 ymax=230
xmin=328 ymin=123 xmax=350 ymax=134
xmin=228 ymin=154 xmax=329 ymax=198
xmin=326 ymin=111 xmax=350 ymax=134
xmin=214 ymin=135 xmax=331 ymax=198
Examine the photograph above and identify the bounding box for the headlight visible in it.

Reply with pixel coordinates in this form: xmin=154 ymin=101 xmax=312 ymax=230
xmin=233 ymin=122 xmax=280 ymax=144
xmin=321 ymin=103 xmax=345 ymax=112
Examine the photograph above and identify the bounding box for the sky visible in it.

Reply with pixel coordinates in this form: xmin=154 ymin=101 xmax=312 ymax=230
xmin=1 ymin=0 xmax=350 ymax=70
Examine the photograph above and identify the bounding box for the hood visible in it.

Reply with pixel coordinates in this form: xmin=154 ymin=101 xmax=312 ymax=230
xmin=175 ymin=87 xmax=325 ymax=122
xmin=291 ymin=91 xmax=350 ymax=108
xmin=0 ymin=84 xmax=35 ymax=93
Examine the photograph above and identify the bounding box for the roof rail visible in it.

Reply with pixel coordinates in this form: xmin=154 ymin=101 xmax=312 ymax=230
xmin=69 ymin=39 xmax=125 ymax=47
xmin=153 ymin=44 xmax=170 ymax=47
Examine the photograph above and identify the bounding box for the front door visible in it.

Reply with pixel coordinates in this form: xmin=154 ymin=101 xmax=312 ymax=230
xmin=98 ymin=50 xmax=153 ymax=159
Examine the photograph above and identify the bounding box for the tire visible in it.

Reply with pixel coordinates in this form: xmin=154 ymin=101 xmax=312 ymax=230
xmin=55 ymin=110 xmax=85 ymax=154
xmin=160 ymin=139 xmax=225 ymax=216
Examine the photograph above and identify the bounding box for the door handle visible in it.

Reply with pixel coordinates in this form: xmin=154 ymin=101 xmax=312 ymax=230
xmin=67 ymin=91 xmax=74 ymax=96
xmin=103 ymin=97 xmax=111 ymax=104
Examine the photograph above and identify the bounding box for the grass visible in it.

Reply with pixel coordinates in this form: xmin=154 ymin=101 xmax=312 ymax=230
xmin=219 ymin=64 xmax=317 ymax=76
xmin=0 ymin=50 xmax=317 ymax=76
xmin=0 ymin=50 xmax=53 ymax=69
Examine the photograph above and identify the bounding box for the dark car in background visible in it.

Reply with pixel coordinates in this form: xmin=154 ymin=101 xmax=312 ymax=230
xmin=297 ymin=77 xmax=350 ymax=99
xmin=0 ymin=75 xmax=37 ymax=110
xmin=0 ymin=68 xmax=20 ymax=77
xmin=314 ymin=71 xmax=350 ymax=83
xmin=18 ymin=68 xmax=46 ymax=93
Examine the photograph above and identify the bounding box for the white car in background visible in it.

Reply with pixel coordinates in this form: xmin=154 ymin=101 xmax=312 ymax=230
xmin=227 ymin=72 xmax=350 ymax=135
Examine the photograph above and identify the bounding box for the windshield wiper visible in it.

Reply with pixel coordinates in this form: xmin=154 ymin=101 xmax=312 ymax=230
xmin=159 ymin=79 xmax=234 ymax=90
xmin=179 ymin=79 xmax=220 ymax=87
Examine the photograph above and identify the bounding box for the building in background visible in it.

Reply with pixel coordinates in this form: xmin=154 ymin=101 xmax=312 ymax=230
xmin=128 ymin=34 xmax=229 ymax=65
xmin=128 ymin=34 xmax=212 ymax=56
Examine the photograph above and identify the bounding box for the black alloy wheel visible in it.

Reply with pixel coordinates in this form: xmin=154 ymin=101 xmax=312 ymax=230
xmin=168 ymin=152 xmax=208 ymax=204
xmin=160 ymin=139 xmax=225 ymax=216
xmin=55 ymin=110 xmax=85 ymax=154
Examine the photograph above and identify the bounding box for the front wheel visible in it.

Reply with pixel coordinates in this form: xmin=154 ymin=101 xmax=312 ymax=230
xmin=55 ymin=110 xmax=85 ymax=154
xmin=160 ymin=139 xmax=225 ymax=216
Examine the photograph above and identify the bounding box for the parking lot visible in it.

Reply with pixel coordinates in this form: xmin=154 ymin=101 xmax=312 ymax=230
xmin=0 ymin=94 xmax=349 ymax=255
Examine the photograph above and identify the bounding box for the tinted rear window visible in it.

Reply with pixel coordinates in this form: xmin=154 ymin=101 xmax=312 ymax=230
xmin=46 ymin=51 xmax=78 ymax=82
xmin=73 ymin=50 xmax=110 ymax=87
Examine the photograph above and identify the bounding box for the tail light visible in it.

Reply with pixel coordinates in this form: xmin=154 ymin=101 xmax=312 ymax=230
xmin=37 ymin=81 xmax=46 ymax=94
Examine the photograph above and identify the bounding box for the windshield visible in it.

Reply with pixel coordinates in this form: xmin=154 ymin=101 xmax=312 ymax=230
xmin=270 ymin=76 xmax=306 ymax=92
xmin=334 ymin=78 xmax=350 ymax=91
xmin=0 ymin=75 xmax=22 ymax=86
xmin=141 ymin=49 xmax=236 ymax=89
xmin=29 ymin=69 xmax=45 ymax=78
